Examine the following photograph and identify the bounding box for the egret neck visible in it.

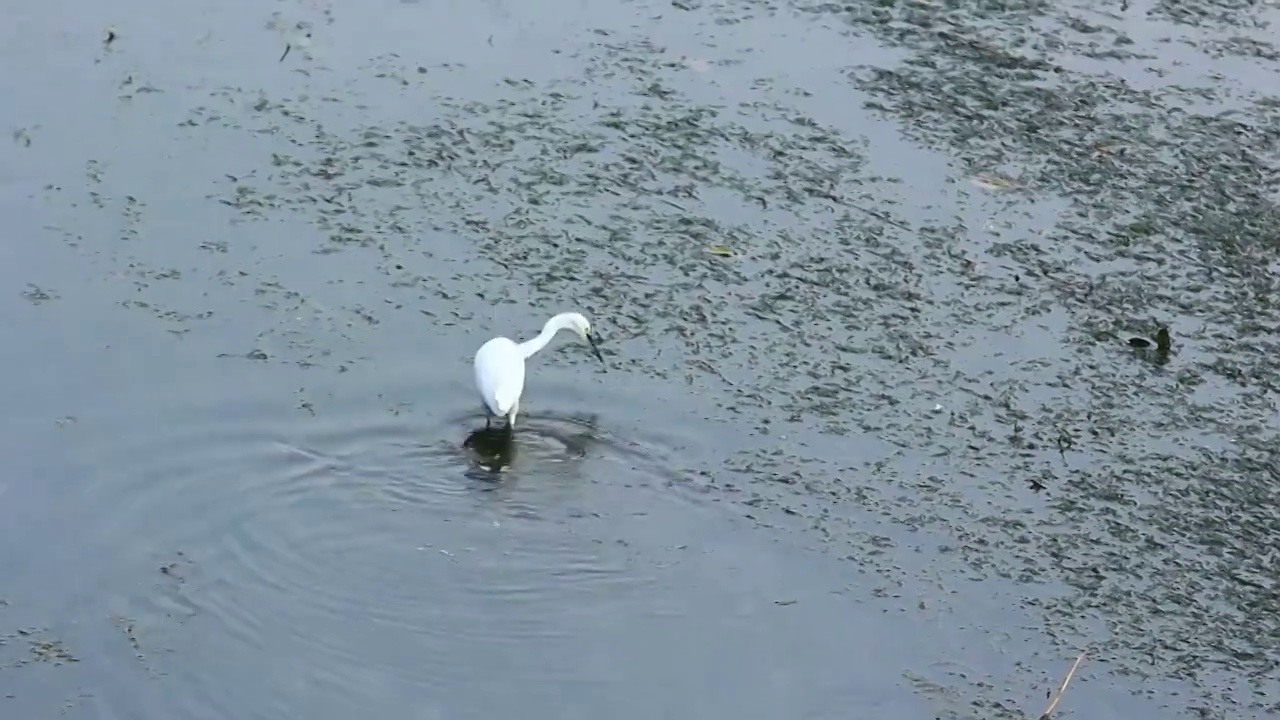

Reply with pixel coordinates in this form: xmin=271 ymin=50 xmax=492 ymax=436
xmin=518 ymin=312 xmax=583 ymax=360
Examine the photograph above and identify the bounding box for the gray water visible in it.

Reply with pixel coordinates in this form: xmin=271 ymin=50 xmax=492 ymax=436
xmin=3 ymin=0 xmax=1279 ymax=718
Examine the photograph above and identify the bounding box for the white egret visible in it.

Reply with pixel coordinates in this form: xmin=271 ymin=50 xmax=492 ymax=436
xmin=474 ymin=312 xmax=606 ymax=429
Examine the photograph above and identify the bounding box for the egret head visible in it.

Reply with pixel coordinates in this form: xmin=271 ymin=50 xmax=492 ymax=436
xmin=568 ymin=313 xmax=606 ymax=365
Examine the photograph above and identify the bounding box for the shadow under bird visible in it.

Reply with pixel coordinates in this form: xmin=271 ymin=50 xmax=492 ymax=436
xmin=473 ymin=312 xmax=606 ymax=430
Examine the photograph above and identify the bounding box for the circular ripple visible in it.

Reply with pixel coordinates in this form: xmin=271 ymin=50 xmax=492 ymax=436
xmin=66 ymin=390 xmax=716 ymax=713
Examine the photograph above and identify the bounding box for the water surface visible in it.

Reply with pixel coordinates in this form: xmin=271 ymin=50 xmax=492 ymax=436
xmin=2 ymin=0 xmax=1278 ymax=718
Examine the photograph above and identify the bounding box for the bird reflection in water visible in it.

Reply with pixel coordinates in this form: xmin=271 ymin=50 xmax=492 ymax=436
xmin=461 ymin=412 xmax=601 ymax=475
xmin=462 ymin=425 xmax=517 ymax=473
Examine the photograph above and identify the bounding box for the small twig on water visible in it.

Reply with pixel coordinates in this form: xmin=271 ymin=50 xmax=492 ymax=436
xmin=847 ymin=201 xmax=912 ymax=232
xmin=1037 ymin=651 xmax=1086 ymax=720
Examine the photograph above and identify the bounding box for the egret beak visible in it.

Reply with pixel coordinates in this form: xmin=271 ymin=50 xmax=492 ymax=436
xmin=586 ymin=332 xmax=606 ymax=367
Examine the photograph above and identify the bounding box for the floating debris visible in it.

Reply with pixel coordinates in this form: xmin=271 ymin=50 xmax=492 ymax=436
xmin=20 ymin=284 xmax=58 ymax=305
xmin=29 ymin=637 xmax=78 ymax=665
xmin=971 ymin=174 xmax=1017 ymax=190
xmin=1036 ymin=652 xmax=1086 ymax=720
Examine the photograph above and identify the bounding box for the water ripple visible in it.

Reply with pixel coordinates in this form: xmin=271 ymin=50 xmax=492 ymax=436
xmin=68 ymin=391 xmax=710 ymax=710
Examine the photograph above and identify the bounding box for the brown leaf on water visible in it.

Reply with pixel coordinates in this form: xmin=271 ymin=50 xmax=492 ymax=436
xmin=972 ymin=174 xmax=1016 ymax=190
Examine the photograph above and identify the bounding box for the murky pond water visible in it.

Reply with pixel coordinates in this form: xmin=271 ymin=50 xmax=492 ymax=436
xmin=3 ymin=0 xmax=1279 ymax=717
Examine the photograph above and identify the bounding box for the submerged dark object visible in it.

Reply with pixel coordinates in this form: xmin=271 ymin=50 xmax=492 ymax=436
xmin=1127 ymin=325 xmax=1173 ymax=363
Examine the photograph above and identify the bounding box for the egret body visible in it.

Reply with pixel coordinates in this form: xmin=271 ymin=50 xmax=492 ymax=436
xmin=474 ymin=312 xmax=605 ymax=429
